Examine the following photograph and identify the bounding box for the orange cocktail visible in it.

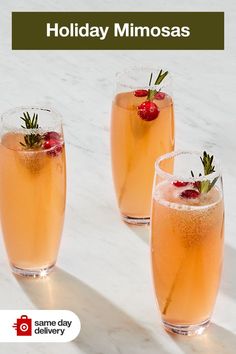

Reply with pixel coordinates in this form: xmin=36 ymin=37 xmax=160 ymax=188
xmin=111 ymin=68 xmax=174 ymax=224
xmin=0 ymin=107 xmax=66 ymax=277
xmin=151 ymin=151 xmax=224 ymax=335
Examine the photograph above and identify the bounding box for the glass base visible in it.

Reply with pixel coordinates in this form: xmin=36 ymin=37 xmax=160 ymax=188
xmin=11 ymin=263 xmax=55 ymax=278
xmin=122 ymin=215 xmax=150 ymax=225
xmin=162 ymin=318 xmax=210 ymax=336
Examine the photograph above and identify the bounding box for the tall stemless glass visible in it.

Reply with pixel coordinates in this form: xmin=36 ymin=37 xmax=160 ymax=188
xmin=111 ymin=68 xmax=174 ymax=225
xmin=151 ymin=151 xmax=224 ymax=336
xmin=0 ymin=107 xmax=66 ymax=277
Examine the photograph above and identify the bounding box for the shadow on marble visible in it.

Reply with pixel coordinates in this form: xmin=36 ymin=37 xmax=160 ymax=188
xmin=221 ymin=244 xmax=236 ymax=299
xmin=16 ymin=268 xmax=169 ymax=354
xmin=169 ymin=323 xmax=236 ymax=354
xmin=126 ymin=224 xmax=150 ymax=245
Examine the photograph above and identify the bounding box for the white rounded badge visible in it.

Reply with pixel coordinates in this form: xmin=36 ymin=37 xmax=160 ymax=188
xmin=0 ymin=310 xmax=81 ymax=342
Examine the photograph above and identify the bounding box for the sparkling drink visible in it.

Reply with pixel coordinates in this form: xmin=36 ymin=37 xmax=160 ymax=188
xmin=111 ymin=68 xmax=174 ymax=224
xmin=0 ymin=107 xmax=66 ymax=277
xmin=151 ymin=151 xmax=224 ymax=335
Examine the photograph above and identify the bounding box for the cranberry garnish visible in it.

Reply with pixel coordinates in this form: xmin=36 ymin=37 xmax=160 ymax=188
xmin=43 ymin=139 xmax=57 ymax=150
xmin=138 ymin=101 xmax=160 ymax=121
xmin=173 ymin=181 xmax=189 ymax=187
xmin=43 ymin=138 xmax=62 ymax=157
xmin=155 ymin=92 xmax=166 ymax=100
xmin=44 ymin=131 xmax=61 ymax=141
xmin=180 ymin=189 xmax=200 ymax=199
xmin=48 ymin=144 xmax=63 ymax=157
xmin=134 ymin=89 xmax=148 ymax=97
xmin=193 ymin=181 xmax=201 ymax=190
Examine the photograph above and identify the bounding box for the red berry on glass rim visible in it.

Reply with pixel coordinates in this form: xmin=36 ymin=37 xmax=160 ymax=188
xmin=173 ymin=181 xmax=189 ymax=188
xmin=43 ymin=138 xmax=62 ymax=157
xmin=193 ymin=181 xmax=201 ymax=189
xmin=43 ymin=138 xmax=58 ymax=150
xmin=134 ymin=89 xmax=148 ymax=97
xmin=44 ymin=131 xmax=61 ymax=141
xmin=155 ymin=92 xmax=166 ymax=100
xmin=138 ymin=101 xmax=160 ymax=121
xmin=180 ymin=189 xmax=200 ymax=199
xmin=49 ymin=144 xmax=63 ymax=157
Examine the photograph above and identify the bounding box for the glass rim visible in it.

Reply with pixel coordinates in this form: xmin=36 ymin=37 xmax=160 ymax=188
xmin=1 ymin=105 xmax=63 ymax=132
xmin=115 ymin=66 xmax=172 ymax=90
xmin=155 ymin=150 xmax=221 ymax=183
xmin=0 ymin=106 xmax=64 ymax=153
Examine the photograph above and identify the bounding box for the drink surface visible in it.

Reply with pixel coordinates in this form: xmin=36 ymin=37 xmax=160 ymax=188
xmin=151 ymin=181 xmax=224 ymax=324
xmin=111 ymin=91 xmax=174 ymax=218
xmin=0 ymin=132 xmax=66 ymax=269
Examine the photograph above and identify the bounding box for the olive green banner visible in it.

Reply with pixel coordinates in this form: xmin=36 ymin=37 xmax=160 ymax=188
xmin=12 ymin=12 xmax=224 ymax=50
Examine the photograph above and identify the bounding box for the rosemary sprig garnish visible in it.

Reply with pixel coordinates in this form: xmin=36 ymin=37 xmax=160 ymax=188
xmin=154 ymin=69 xmax=169 ymax=85
xmin=147 ymin=69 xmax=168 ymax=100
xmin=20 ymin=112 xmax=42 ymax=149
xmin=191 ymin=151 xmax=218 ymax=193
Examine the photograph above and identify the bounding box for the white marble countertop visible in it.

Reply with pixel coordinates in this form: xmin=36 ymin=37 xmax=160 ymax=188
xmin=0 ymin=0 xmax=235 ymax=353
